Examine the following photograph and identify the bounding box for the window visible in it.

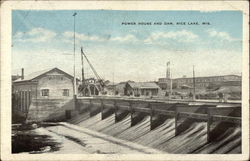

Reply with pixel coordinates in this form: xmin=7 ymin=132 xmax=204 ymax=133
xmin=41 ymin=89 xmax=49 ymax=96
xmin=63 ymin=89 xmax=69 ymax=96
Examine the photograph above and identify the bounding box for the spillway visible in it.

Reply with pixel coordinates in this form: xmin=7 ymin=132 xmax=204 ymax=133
xmin=70 ymin=110 xmax=241 ymax=154
xmin=69 ymin=98 xmax=242 ymax=154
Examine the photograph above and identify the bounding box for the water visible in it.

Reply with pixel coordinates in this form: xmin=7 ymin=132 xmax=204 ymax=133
xmin=135 ymin=118 xmax=175 ymax=148
xmin=158 ymin=122 xmax=207 ymax=153
xmin=88 ymin=114 xmax=115 ymax=131
xmin=13 ymin=110 xmax=241 ymax=154
xmin=194 ymin=126 xmax=241 ymax=154
xmin=116 ymin=116 xmax=150 ymax=141
xmin=12 ymin=124 xmax=61 ymax=153
xmin=75 ymin=111 xmax=241 ymax=154
xmin=101 ymin=115 xmax=131 ymax=136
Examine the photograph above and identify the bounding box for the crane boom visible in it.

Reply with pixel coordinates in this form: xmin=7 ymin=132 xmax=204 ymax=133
xmin=81 ymin=47 xmax=85 ymax=85
xmin=80 ymin=47 xmax=105 ymax=87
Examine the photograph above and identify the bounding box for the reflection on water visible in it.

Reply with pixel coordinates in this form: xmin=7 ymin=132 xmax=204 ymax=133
xmin=12 ymin=124 xmax=61 ymax=154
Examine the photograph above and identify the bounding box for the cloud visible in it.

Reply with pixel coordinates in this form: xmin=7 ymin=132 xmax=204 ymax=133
xmin=62 ymin=31 xmax=139 ymax=44
xmin=206 ymin=29 xmax=237 ymax=42
xmin=110 ymin=34 xmax=138 ymax=43
xmin=14 ymin=28 xmax=57 ymax=43
xmin=62 ymin=31 xmax=106 ymax=43
xmin=144 ymin=30 xmax=199 ymax=44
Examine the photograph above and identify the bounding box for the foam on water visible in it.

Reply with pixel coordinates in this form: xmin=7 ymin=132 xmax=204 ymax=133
xmin=68 ymin=112 xmax=90 ymax=124
xmin=159 ymin=122 xmax=207 ymax=153
xmin=101 ymin=114 xmax=131 ymax=136
xmin=134 ymin=118 xmax=175 ymax=148
xmin=116 ymin=116 xmax=151 ymax=141
xmin=88 ymin=114 xmax=116 ymax=131
xmin=77 ymin=113 xmax=102 ymax=128
xmin=195 ymin=126 xmax=241 ymax=154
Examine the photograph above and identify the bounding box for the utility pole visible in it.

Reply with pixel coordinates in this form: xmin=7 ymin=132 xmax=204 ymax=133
xmin=72 ymin=12 xmax=78 ymax=111
xmin=166 ymin=61 xmax=170 ymax=79
xmin=193 ymin=65 xmax=196 ymax=101
xmin=73 ymin=12 xmax=77 ymax=96
xmin=113 ymin=71 xmax=115 ymax=95
xmin=170 ymin=72 xmax=172 ymax=96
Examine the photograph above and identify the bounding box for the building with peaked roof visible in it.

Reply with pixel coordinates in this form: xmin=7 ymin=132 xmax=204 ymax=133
xmin=13 ymin=67 xmax=78 ymax=99
xmin=124 ymin=82 xmax=160 ymax=97
xmin=12 ymin=67 xmax=78 ymax=122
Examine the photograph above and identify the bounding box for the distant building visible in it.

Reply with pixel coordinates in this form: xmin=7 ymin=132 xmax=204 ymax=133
xmin=115 ymin=82 xmax=127 ymax=96
xmin=12 ymin=67 xmax=78 ymax=122
xmin=124 ymin=82 xmax=160 ymax=97
xmin=158 ymin=75 xmax=241 ymax=90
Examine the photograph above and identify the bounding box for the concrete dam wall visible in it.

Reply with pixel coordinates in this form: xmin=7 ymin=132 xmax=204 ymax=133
xmin=68 ymin=98 xmax=241 ymax=154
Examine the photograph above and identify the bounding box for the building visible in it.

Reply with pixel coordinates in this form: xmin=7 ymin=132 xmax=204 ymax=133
xmin=114 ymin=82 xmax=127 ymax=96
xmin=104 ymin=81 xmax=134 ymax=96
xmin=12 ymin=67 xmax=78 ymax=122
xmin=158 ymin=75 xmax=241 ymax=90
xmin=124 ymin=82 xmax=160 ymax=97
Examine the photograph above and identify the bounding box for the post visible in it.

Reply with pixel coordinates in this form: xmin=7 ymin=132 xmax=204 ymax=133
xmin=149 ymin=103 xmax=154 ymax=130
xmin=114 ymin=100 xmax=118 ymax=122
xmin=129 ymin=101 xmax=133 ymax=127
xmin=20 ymin=91 xmax=23 ymax=112
xmin=89 ymin=99 xmax=92 ymax=115
xmin=100 ymin=99 xmax=104 ymax=120
xmin=21 ymin=68 xmax=24 ymax=80
xmin=73 ymin=12 xmax=77 ymax=111
xmin=25 ymin=91 xmax=28 ymax=112
xmin=74 ymin=94 xmax=78 ymax=111
xmin=207 ymin=107 xmax=211 ymax=142
xmin=175 ymin=105 xmax=179 ymax=136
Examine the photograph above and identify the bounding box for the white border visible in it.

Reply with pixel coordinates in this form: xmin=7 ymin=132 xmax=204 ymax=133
xmin=1 ymin=1 xmax=249 ymax=160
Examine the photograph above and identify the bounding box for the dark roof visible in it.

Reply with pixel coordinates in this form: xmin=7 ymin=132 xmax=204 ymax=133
xmin=127 ymin=82 xmax=160 ymax=89
xmin=13 ymin=67 xmax=76 ymax=83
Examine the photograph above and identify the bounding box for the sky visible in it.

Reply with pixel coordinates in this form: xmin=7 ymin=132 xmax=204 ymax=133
xmin=12 ymin=10 xmax=242 ymax=82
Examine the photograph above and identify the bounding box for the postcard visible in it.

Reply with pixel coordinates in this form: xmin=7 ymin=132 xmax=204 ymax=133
xmin=0 ymin=0 xmax=249 ymax=161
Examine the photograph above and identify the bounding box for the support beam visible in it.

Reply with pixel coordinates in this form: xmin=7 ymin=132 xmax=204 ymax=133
xmin=129 ymin=101 xmax=134 ymax=127
xmin=207 ymin=108 xmax=211 ymax=142
xmin=150 ymin=103 xmax=153 ymax=130
xmin=89 ymin=100 xmax=101 ymax=116
xmin=114 ymin=100 xmax=118 ymax=121
xmin=175 ymin=106 xmax=179 ymax=136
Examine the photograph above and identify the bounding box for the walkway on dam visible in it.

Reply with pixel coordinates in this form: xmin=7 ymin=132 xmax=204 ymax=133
xmin=32 ymin=122 xmax=163 ymax=154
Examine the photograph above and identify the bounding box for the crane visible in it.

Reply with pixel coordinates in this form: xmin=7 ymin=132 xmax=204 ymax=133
xmin=80 ymin=47 xmax=105 ymax=95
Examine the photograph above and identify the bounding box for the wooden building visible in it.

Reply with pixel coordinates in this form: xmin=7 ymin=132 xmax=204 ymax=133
xmin=12 ymin=67 xmax=78 ymax=122
xmin=124 ymin=82 xmax=160 ymax=97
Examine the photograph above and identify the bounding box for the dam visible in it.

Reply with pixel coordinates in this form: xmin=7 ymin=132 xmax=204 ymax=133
xmin=64 ymin=97 xmax=242 ymax=154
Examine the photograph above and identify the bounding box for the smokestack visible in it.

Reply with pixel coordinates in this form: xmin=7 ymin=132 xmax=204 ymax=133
xmin=21 ymin=68 xmax=24 ymax=80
